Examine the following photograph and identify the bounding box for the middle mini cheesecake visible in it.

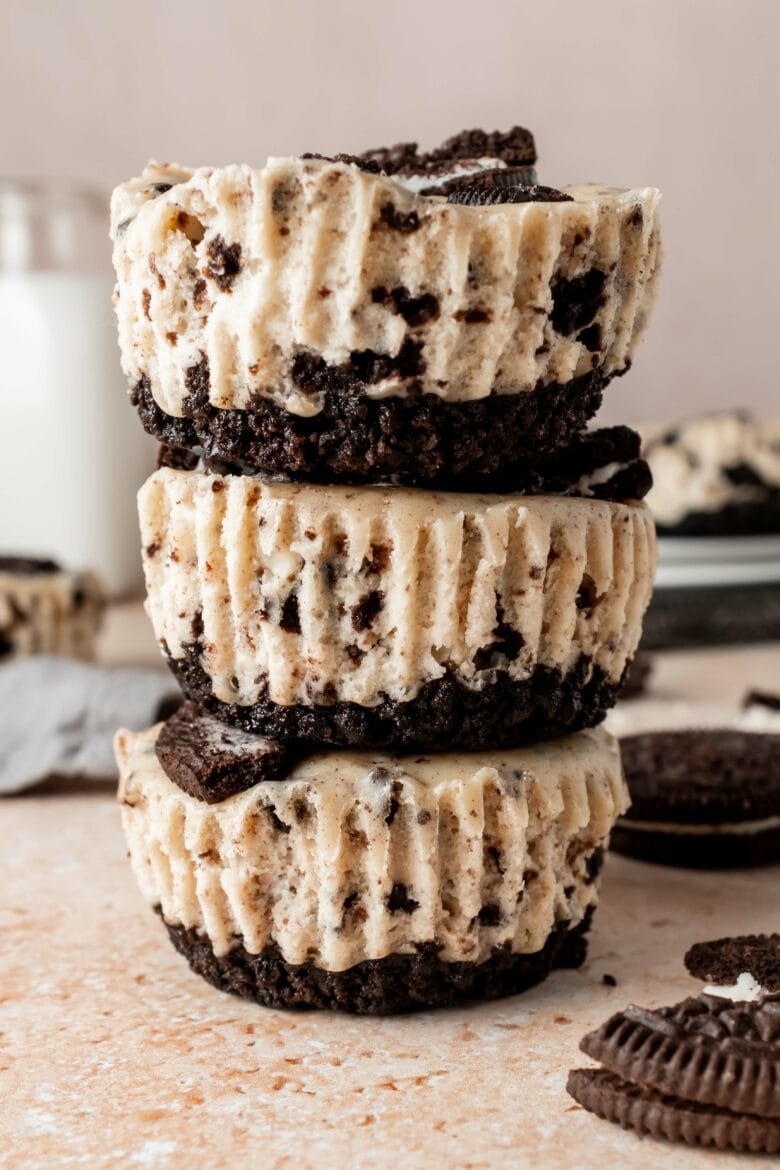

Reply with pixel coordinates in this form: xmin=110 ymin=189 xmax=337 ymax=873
xmin=140 ymin=467 xmax=656 ymax=750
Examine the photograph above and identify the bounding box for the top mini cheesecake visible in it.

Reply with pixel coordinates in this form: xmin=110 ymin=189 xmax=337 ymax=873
xmin=111 ymin=127 xmax=661 ymax=488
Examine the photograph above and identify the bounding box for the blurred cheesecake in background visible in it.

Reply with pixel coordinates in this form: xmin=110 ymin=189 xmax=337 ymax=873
xmin=0 ymin=556 xmax=105 ymax=661
xmin=638 ymin=411 xmax=780 ymax=647
xmin=642 ymin=411 xmax=780 ymax=536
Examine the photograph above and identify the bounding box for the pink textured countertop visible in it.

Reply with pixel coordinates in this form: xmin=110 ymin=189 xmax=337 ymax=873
xmin=2 ymin=606 xmax=779 ymax=1170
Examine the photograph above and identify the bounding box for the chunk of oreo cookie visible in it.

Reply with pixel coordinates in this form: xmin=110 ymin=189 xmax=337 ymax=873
xmin=155 ymin=700 xmax=296 ymax=803
xmin=577 ymin=995 xmax=780 ymax=1120
xmin=685 ymin=934 xmax=780 ymax=998
xmin=360 ymin=125 xmax=537 ymax=176
xmin=445 ymin=181 xmax=572 ymax=206
xmin=419 ymin=165 xmax=538 ymax=197
xmin=567 ymin=1067 xmax=780 ymax=1153
xmin=613 ymin=729 xmax=780 ymax=868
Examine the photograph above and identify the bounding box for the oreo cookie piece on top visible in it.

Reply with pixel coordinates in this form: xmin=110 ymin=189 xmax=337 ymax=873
xmin=685 ymin=934 xmax=780 ymax=1001
xmin=155 ymin=700 xmax=296 ymax=804
xmin=360 ymin=125 xmax=537 ymax=176
xmin=613 ymin=729 xmax=780 ymax=868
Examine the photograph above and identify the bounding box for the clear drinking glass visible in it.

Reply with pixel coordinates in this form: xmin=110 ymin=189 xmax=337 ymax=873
xmin=0 ymin=180 xmax=152 ymax=595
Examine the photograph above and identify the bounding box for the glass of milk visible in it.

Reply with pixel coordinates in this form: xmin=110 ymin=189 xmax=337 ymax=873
xmin=0 ymin=181 xmax=153 ymax=595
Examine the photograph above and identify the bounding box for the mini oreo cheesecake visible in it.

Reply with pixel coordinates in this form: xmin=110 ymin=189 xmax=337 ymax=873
xmin=110 ymin=126 xmax=661 ymax=488
xmin=0 ymin=556 xmax=104 ymax=661
xmin=641 ymin=411 xmax=780 ymax=536
xmin=138 ymin=466 xmax=656 ymax=750
xmin=116 ymin=708 xmax=627 ymax=1013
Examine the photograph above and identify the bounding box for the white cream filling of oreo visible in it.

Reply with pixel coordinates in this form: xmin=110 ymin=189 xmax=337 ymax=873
xmin=703 ymin=972 xmax=767 ymax=1002
xmin=620 ymin=814 xmax=780 ymax=837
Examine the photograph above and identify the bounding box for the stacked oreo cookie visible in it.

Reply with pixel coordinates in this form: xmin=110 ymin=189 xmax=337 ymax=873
xmin=111 ymin=126 xmax=661 ymax=1013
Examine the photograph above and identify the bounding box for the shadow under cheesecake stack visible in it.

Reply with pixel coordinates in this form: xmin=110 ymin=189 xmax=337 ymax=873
xmin=111 ymin=125 xmax=661 ymax=1013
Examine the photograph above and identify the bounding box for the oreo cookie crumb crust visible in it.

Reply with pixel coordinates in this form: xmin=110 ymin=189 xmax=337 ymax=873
xmin=655 ymin=493 xmax=780 ymax=537
xmin=158 ymin=422 xmax=651 ymax=503
xmin=165 ymin=649 xmax=625 ymax=751
xmin=685 ymin=934 xmax=780 ymax=994
xmin=134 ymin=366 xmax=612 ymax=491
xmin=161 ymin=909 xmax=591 ymax=1015
xmin=155 ymin=700 xmax=295 ymax=803
xmin=567 ymin=1068 xmax=780 ymax=1154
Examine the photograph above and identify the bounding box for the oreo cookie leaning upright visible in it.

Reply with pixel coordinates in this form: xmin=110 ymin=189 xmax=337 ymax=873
xmin=613 ymin=729 xmax=780 ymax=868
xmin=110 ymin=125 xmax=661 ymax=488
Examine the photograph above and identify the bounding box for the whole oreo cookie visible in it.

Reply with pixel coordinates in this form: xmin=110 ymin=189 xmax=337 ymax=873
xmin=613 ymin=729 xmax=780 ymax=868
xmin=155 ymin=700 xmax=295 ymax=803
xmin=685 ymin=934 xmax=780 ymax=998
xmin=567 ymin=1067 xmax=780 ymax=1153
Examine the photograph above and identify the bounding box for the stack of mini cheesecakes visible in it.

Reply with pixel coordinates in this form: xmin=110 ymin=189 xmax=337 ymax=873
xmin=112 ymin=126 xmax=661 ymax=1013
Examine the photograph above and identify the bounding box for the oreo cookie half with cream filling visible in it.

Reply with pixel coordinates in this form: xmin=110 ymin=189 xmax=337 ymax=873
xmin=685 ymin=934 xmax=780 ymax=1002
xmin=111 ymin=126 xmax=661 ymax=487
xmin=613 ymin=729 xmax=780 ymax=868
xmin=0 ymin=556 xmax=105 ymax=661
xmin=116 ymin=717 xmax=627 ymax=1014
xmin=568 ymin=992 xmax=780 ymax=1152
xmin=139 ymin=467 xmax=656 ymax=749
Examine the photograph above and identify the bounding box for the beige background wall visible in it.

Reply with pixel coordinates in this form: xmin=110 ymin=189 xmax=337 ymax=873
xmin=3 ymin=0 xmax=778 ymax=424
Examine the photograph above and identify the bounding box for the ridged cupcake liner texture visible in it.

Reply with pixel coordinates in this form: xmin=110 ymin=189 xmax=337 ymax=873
xmin=116 ymin=722 xmax=627 ymax=973
xmin=139 ymin=468 xmax=656 ymax=720
xmin=111 ymin=159 xmax=660 ymax=420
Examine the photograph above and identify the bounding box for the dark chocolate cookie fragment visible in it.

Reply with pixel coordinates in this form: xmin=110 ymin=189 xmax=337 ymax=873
xmin=419 ymin=165 xmax=538 ymax=197
xmin=165 ymin=649 xmax=625 ymax=752
xmin=445 ymin=181 xmax=572 ymax=206
xmin=654 ymin=491 xmax=780 ymax=537
xmin=161 ymin=907 xmax=591 ymax=1015
xmin=155 ymin=700 xmax=296 ymax=803
xmin=685 ymin=935 xmax=780 ymax=995
xmin=579 ymin=995 xmax=780 ymax=1120
xmin=0 ymin=556 xmax=61 ymax=575
xmin=567 ymin=1068 xmax=780 ymax=1153
xmin=360 ymin=124 xmax=537 ymax=177
xmin=157 ymin=443 xmax=199 ymax=471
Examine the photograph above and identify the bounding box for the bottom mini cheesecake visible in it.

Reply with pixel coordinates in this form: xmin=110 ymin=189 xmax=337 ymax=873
xmin=116 ymin=718 xmax=628 ymax=1014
